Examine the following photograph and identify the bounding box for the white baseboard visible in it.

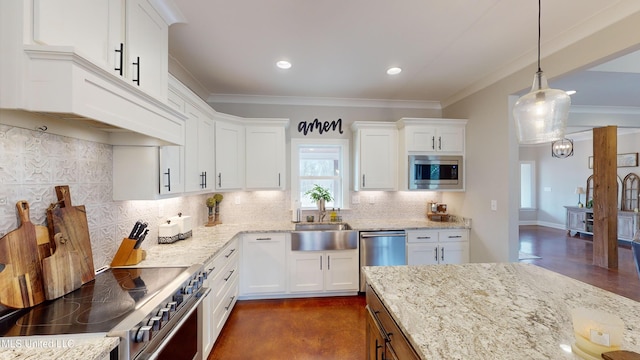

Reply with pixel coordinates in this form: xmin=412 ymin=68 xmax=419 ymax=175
xmin=518 ymin=220 xmax=566 ymax=230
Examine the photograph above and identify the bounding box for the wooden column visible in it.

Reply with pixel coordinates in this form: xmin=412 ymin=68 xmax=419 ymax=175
xmin=592 ymin=126 xmax=618 ymax=268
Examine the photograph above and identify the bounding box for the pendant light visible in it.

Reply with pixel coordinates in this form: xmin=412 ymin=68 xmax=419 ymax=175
xmin=513 ymin=0 xmax=571 ymax=144
xmin=551 ymin=138 xmax=573 ymax=158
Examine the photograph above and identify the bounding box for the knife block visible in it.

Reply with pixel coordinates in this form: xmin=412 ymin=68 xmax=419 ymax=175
xmin=110 ymin=238 xmax=146 ymax=267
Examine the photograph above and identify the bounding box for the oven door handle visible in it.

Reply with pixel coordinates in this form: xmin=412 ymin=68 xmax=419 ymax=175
xmin=139 ymin=287 xmax=211 ymax=360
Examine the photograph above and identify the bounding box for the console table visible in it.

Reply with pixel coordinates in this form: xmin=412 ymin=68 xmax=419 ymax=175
xmin=565 ymin=206 xmax=640 ymax=241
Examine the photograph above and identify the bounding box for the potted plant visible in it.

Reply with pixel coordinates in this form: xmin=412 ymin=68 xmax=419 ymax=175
xmin=305 ymin=184 xmax=333 ymax=212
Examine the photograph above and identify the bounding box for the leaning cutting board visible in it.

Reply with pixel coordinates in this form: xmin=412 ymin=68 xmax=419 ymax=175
xmin=47 ymin=185 xmax=95 ymax=284
xmin=42 ymin=233 xmax=82 ymax=300
xmin=0 ymin=201 xmax=50 ymax=308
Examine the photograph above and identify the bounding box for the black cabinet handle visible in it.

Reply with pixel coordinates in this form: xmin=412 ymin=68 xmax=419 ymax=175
xmin=278 ymin=173 xmax=281 ymax=187
xmin=200 ymin=171 xmax=207 ymax=189
xmin=441 ymin=247 xmax=445 ymax=261
xmin=224 ymin=295 xmax=235 ymax=311
xmin=132 ymin=56 xmax=140 ymax=85
xmin=362 ymin=174 xmax=366 ymax=187
xmin=225 ymin=248 xmax=236 ymax=258
xmin=438 ymin=136 xmax=442 ymax=150
xmin=432 ymin=136 xmax=435 ymax=150
xmin=218 ymin=173 xmax=222 ymax=187
xmin=434 ymin=247 xmax=438 ymax=261
xmin=223 ymin=269 xmax=235 ymax=281
xmin=164 ymin=168 xmax=171 ymax=192
xmin=114 ymin=43 xmax=124 ymax=76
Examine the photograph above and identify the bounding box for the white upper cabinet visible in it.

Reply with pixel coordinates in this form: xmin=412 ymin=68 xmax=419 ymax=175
xmin=167 ymin=75 xmax=215 ymax=193
xmin=398 ymin=118 xmax=466 ymax=154
xmin=183 ymin=104 xmax=215 ymax=192
xmin=30 ymin=0 xmax=169 ymax=100
xmin=31 ymin=0 xmax=121 ymax=70
xmin=124 ymin=0 xmax=168 ymax=100
xmin=352 ymin=122 xmax=398 ymax=191
xmin=112 ymin=145 xmax=184 ymax=200
xmin=245 ymin=120 xmax=289 ymax=190
xmin=215 ymin=117 xmax=245 ymax=190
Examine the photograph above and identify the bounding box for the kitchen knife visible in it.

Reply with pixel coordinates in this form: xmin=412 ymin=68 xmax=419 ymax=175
xmin=133 ymin=222 xmax=147 ymax=240
xmin=128 ymin=221 xmax=142 ymax=239
xmin=133 ymin=229 xmax=149 ymax=249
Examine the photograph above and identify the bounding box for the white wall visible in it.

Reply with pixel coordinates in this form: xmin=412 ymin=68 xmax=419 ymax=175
xmin=521 ymin=130 xmax=640 ymax=229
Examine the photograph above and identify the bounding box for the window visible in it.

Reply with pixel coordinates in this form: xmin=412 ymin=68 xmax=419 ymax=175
xmin=520 ymin=161 xmax=536 ymax=209
xmin=291 ymin=139 xmax=349 ymax=209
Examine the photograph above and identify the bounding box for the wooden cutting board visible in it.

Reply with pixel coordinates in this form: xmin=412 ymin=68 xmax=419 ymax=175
xmin=42 ymin=233 xmax=82 ymax=300
xmin=0 ymin=201 xmax=51 ymax=308
xmin=47 ymin=186 xmax=95 ymax=284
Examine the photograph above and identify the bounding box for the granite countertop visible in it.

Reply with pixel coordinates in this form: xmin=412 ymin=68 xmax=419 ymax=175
xmin=363 ymin=263 xmax=640 ymax=359
xmin=139 ymin=218 xmax=469 ymax=267
xmin=0 ymin=337 xmax=118 ymax=360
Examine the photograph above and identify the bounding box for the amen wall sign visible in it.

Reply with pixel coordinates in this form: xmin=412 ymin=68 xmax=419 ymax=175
xmin=298 ymin=118 xmax=344 ymax=136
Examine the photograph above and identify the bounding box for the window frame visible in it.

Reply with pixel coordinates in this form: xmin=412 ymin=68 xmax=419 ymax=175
xmin=520 ymin=160 xmax=536 ymax=210
xmin=291 ymin=138 xmax=350 ymax=210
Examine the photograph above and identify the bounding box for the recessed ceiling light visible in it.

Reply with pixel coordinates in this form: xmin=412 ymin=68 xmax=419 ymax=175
xmin=387 ymin=67 xmax=402 ymax=75
xmin=566 ymin=90 xmax=577 ymax=95
xmin=276 ymin=60 xmax=292 ymax=69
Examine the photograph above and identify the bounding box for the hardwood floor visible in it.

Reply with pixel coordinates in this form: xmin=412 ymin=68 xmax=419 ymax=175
xmin=207 ymin=226 xmax=640 ymax=359
xmin=519 ymin=225 xmax=640 ymax=301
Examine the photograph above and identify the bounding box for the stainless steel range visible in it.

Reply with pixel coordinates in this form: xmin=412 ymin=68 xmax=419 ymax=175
xmin=0 ymin=264 xmax=209 ymax=360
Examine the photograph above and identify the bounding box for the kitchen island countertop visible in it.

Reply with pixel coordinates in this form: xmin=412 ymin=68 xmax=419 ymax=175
xmin=363 ymin=263 xmax=640 ymax=359
xmin=0 ymin=337 xmax=118 ymax=360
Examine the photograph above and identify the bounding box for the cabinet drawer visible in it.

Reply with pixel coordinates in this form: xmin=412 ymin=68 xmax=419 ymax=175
xmin=438 ymin=229 xmax=468 ymax=242
xmin=207 ymin=238 xmax=239 ymax=278
xmin=406 ymin=230 xmax=438 ymax=243
xmin=212 ymin=275 xmax=239 ymax=338
xmin=366 ymin=285 xmax=419 ymax=360
xmin=212 ymin=252 xmax=239 ymax=304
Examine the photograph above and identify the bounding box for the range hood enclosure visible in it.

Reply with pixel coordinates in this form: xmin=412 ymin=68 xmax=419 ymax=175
xmin=17 ymin=46 xmax=186 ymax=146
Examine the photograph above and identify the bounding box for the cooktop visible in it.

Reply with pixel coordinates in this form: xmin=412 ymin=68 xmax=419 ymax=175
xmin=0 ymin=267 xmax=188 ymax=337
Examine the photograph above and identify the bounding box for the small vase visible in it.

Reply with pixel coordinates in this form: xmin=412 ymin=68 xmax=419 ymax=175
xmin=205 ymin=206 xmax=215 ymax=227
xmin=317 ymin=199 xmax=326 ymax=212
xmin=213 ymin=204 xmax=222 ymax=225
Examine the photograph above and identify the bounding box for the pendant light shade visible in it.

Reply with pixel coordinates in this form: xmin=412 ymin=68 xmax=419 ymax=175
xmin=513 ymin=0 xmax=571 ymax=144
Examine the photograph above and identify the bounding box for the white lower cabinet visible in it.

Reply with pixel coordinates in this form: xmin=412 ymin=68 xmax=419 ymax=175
xmin=289 ymin=250 xmax=359 ymax=293
xmin=406 ymin=229 xmax=469 ymax=265
xmin=239 ymin=233 xmax=287 ymax=295
xmin=200 ymin=238 xmax=239 ymax=358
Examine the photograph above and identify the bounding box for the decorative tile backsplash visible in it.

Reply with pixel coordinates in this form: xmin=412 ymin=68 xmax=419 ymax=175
xmin=0 ymin=124 xmax=436 ymax=269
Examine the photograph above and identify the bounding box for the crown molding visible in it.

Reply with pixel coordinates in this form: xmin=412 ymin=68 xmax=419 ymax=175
xmin=206 ymin=94 xmax=441 ymax=110
xmin=570 ymin=105 xmax=640 ymax=115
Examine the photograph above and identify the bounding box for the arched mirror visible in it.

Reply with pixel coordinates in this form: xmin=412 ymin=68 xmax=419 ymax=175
xmin=622 ymin=173 xmax=640 ymax=211
xmin=586 ymin=175 xmax=594 ymax=206
xmin=585 ymin=175 xmax=623 ymax=210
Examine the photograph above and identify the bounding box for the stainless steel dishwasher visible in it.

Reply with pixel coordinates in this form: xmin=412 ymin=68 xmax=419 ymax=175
xmin=359 ymin=230 xmax=406 ymax=291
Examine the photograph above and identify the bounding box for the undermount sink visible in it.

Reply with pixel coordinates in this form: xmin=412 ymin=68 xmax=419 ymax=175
xmin=291 ymin=223 xmax=357 ymax=251
xmin=294 ymin=223 xmax=352 ymax=231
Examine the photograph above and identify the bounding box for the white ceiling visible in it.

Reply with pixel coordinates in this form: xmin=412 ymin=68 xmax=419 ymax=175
xmin=167 ymin=0 xmax=640 ymax=108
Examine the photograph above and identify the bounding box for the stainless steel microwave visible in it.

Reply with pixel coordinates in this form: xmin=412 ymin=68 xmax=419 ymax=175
xmin=408 ymin=155 xmax=463 ymax=190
